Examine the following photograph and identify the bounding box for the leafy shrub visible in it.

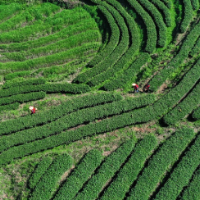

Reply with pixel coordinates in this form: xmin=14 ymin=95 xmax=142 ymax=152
xmin=0 ymin=94 xmax=155 ymax=153
xmin=127 ymin=128 xmax=195 ymax=200
xmin=180 ymin=167 xmax=200 ymax=200
xmin=0 ymin=7 xmax=90 ymax=43
xmin=4 ymin=71 xmax=31 ymax=80
xmin=0 ymin=3 xmax=22 ymax=22
xmin=84 ymin=0 xmax=129 ymax=86
xmin=75 ymin=139 xmax=136 ymax=200
xmin=4 ymin=30 xmax=100 ymax=61
xmin=136 ymin=0 xmax=167 ymax=47
xmin=126 ymin=0 xmax=157 ymax=53
xmin=54 ymin=149 xmax=103 ymax=200
xmin=103 ymin=53 xmax=150 ymax=90
xmin=150 ymin=0 xmax=171 ymax=27
xmin=159 ymin=0 xmax=171 ymax=8
xmin=154 ymin=133 xmax=200 ymax=200
xmin=28 ymin=157 xmax=53 ymax=189
xmin=191 ymin=0 xmax=199 ymax=10
xmin=0 ymin=42 xmax=100 ymax=73
xmin=190 ymin=37 xmax=200 ymax=56
xmin=180 ymin=0 xmax=193 ymax=33
xmin=14 ymin=3 xmax=58 ymax=26
xmin=0 ymin=91 xmax=45 ymax=106
xmin=79 ymin=5 xmax=120 ymax=69
xmin=0 ymin=19 xmax=97 ymax=52
xmin=0 ymin=92 xmax=122 ymax=135
xmin=163 ymin=81 xmax=200 ymax=125
xmin=0 ymin=102 xmax=19 ymax=112
xmin=85 ymin=0 xmax=140 ymax=86
xmin=150 ymin=21 xmax=200 ymax=91
xmin=100 ymin=135 xmax=157 ymax=200
xmin=0 ymin=95 xmax=156 ymax=166
xmin=0 ymin=83 xmax=90 ymax=98
xmin=29 ymin=154 xmax=73 ymax=200
xmin=74 ymin=4 xmax=121 ymax=83
xmin=192 ymin=106 xmax=200 ymax=120
xmin=2 ymin=78 xmax=45 ymax=89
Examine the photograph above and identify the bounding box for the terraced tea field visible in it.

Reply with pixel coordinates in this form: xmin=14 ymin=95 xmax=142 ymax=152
xmin=1 ymin=0 xmax=200 ymax=199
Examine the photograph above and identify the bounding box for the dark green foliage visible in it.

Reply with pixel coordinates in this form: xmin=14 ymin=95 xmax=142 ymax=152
xmin=100 ymin=135 xmax=157 ymax=200
xmin=4 ymin=71 xmax=31 ymax=80
xmin=150 ymin=0 xmax=171 ymax=27
xmin=127 ymin=128 xmax=195 ymax=200
xmin=0 ymin=7 xmax=90 ymax=43
xmin=136 ymin=0 xmax=167 ymax=47
xmin=4 ymin=30 xmax=100 ymax=62
xmin=0 ymin=92 xmax=46 ymax=106
xmin=0 ymin=6 xmax=35 ymax=32
xmin=2 ymin=78 xmax=45 ymax=89
xmin=163 ymin=82 xmax=200 ymax=125
xmin=0 ymin=0 xmax=26 ymax=4
xmin=0 ymin=94 xmax=155 ymax=166
xmin=154 ymin=133 xmax=200 ymax=200
xmin=103 ymin=53 xmax=150 ymax=90
xmin=0 ymin=94 xmax=155 ymax=153
xmin=0 ymin=3 xmax=59 ymax=33
xmin=159 ymin=0 xmax=171 ymax=8
xmin=1 ymin=7 xmax=200 ymax=200
xmin=75 ymin=139 xmax=136 ymax=200
xmin=75 ymin=1 xmax=129 ymax=84
xmin=0 ymin=83 xmax=90 ymax=98
xmin=180 ymin=0 xmax=193 ymax=33
xmin=180 ymin=167 xmax=200 ymax=200
xmin=83 ymin=0 xmax=140 ymax=86
xmin=0 ymin=19 xmax=96 ymax=52
xmin=151 ymin=58 xmax=200 ymax=118
xmin=36 ymin=83 xmax=91 ymax=94
xmin=68 ymin=55 xmax=200 ymax=129
xmin=0 ymin=3 xmax=22 ymax=22
xmin=126 ymin=0 xmax=157 ymax=53
xmin=29 ymin=154 xmax=73 ymax=200
xmin=190 ymin=36 xmax=200 ymax=56
xmin=0 ymin=42 xmax=100 ymax=73
xmin=54 ymin=149 xmax=103 ymax=200
xmin=0 ymin=92 xmax=122 ymax=135
xmin=119 ymin=57 xmax=200 ymax=124
xmin=191 ymin=0 xmax=199 ymax=10
xmin=150 ymin=21 xmax=200 ymax=91
xmin=75 ymin=5 xmax=120 ymax=75
xmin=84 ymin=0 xmax=129 ymax=86
xmin=129 ymin=58 xmax=200 ymax=125
xmin=0 ymin=102 xmax=19 ymax=112
xmin=192 ymin=106 xmax=200 ymax=120
xmin=28 ymin=157 xmax=53 ymax=189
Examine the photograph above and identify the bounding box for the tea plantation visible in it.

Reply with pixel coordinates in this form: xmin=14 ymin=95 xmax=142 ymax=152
xmin=0 ymin=0 xmax=200 ymax=199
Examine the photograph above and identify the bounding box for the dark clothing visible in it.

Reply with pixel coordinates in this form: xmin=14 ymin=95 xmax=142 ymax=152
xmin=145 ymin=84 xmax=150 ymax=89
xmin=144 ymin=84 xmax=150 ymax=92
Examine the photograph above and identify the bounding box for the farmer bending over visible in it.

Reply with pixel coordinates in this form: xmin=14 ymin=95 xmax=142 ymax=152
xmin=144 ymin=84 xmax=150 ymax=92
xmin=29 ymin=106 xmax=37 ymax=114
xmin=132 ymin=83 xmax=139 ymax=93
